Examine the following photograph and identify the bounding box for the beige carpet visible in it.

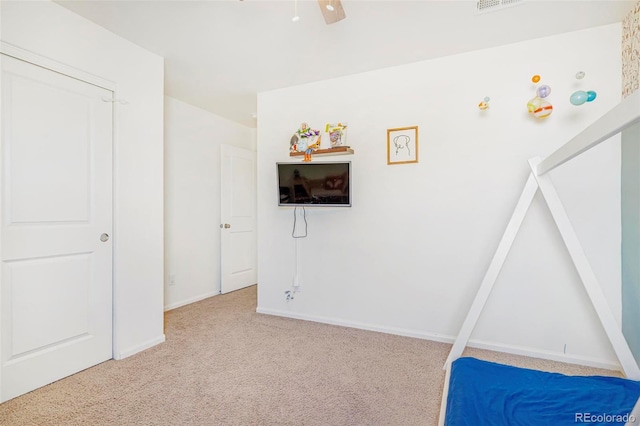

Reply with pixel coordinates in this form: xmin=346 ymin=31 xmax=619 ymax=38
xmin=0 ymin=285 xmax=620 ymax=426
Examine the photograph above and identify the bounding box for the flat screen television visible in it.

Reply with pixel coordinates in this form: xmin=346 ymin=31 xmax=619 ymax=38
xmin=277 ymin=161 xmax=351 ymax=207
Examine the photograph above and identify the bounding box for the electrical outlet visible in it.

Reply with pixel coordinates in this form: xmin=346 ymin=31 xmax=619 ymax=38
xmin=169 ymin=274 xmax=176 ymax=286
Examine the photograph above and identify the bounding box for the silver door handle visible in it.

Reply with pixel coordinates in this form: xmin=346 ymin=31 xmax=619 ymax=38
xmin=100 ymin=233 xmax=110 ymax=242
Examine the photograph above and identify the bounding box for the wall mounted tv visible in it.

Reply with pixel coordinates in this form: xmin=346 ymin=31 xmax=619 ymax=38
xmin=277 ymin=161 xmax=351 ymax=207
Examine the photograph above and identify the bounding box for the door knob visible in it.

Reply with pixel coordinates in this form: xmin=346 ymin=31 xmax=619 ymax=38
xmin=100 ymin=233 xmax=110 ymax=242
xmin=220 ymin=223 xmax=231 ymax=229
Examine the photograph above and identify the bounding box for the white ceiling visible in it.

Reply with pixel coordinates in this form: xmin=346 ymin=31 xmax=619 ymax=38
xmin=56 ymin=0 xmax=636 ymax=128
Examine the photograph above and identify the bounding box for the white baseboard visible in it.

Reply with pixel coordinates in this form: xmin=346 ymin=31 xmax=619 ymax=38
xmin=256 ymin=307 xmax=621 ymax=372
xmin=164 ymin=291 xmax=219 ymax=311
xmin=465 ymin=339 xmax=621 ymax=371
xmin=114 ymin=334 xmax=166 ymax=360
xmin=256 ymin=306 xmax=454 ymax=343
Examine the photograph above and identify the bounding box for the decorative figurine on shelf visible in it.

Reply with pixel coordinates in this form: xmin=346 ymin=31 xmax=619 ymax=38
xmin=290 ymin=133 xmax=300 ymax=152
xmin=303 ymin=136 xmax=321 ymax=162
xmin=290 ymin=122 xmax=321 ymax=161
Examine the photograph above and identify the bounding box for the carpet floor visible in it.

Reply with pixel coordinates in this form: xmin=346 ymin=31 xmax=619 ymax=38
xmin=0 ymin=285 xmax=619 ymax=425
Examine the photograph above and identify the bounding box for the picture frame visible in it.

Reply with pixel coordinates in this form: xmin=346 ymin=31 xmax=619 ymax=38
xmin=387 ymin=126 xmax=418 ymax=165
xmin=325 ymin=122 xmax=348 ymax=148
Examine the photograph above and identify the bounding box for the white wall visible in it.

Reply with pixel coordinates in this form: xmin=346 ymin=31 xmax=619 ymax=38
xmin=257 ymin=24 xmax=623 ymax=369
xmin=164 ymin=96 xmax=255 ymax=310
xmin=1 ymin=0 xmax=165 ymax=359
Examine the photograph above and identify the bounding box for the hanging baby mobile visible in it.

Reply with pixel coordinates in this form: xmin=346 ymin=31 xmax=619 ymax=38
xmin=527 ymin=74 xmax=553 ymax=119
xmin=290 ymin=122 xmax=321 ymax=162
xmin=569 ymin=71 xmax=597 ymax=106
xmin=478 ymin=96 xmax=490 ymax=111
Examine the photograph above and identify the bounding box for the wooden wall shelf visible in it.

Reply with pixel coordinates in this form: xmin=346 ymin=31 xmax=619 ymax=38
xmin=289 ymin=146 xmax=354 ymax=158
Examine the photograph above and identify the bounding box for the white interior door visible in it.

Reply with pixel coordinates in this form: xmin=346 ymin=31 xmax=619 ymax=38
xmin=220 ymin=144 xmax=257 ymax=294
xmin=1 ymin=55 xmax=113 ymax=402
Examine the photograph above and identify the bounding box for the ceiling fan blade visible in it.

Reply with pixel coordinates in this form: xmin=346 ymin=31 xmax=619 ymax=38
xmin=317 ymin=0 xmax=346 ymax=25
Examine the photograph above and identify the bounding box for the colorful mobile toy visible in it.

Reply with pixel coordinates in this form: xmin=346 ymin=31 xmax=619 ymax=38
xmin=527 ymin=74 xmax=553 ymax=119
xmin=478 ymin=96 xmax=490 ymax=111
xmin=570 ymin=71 xmax=597 ymax=106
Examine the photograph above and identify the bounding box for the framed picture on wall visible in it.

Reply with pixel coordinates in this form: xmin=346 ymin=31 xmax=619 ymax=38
xmin=387 ymin=126 xmax=418 ymax=165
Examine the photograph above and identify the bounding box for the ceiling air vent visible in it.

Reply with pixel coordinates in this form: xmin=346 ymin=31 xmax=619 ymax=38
xmin=476 ymin=0 xmax=524 ymax=14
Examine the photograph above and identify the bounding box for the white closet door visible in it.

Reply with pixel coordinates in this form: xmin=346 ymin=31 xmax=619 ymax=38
xmin=1 ymin=55 xmax=113 ymax=401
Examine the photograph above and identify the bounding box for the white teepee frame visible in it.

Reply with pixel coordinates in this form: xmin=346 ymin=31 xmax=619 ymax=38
xmin=439 ymin=90 xmax=640 ymax=426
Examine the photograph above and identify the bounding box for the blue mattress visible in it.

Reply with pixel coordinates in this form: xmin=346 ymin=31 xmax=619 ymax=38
xmin=445 ymin=357 xmax=640 ymax=426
